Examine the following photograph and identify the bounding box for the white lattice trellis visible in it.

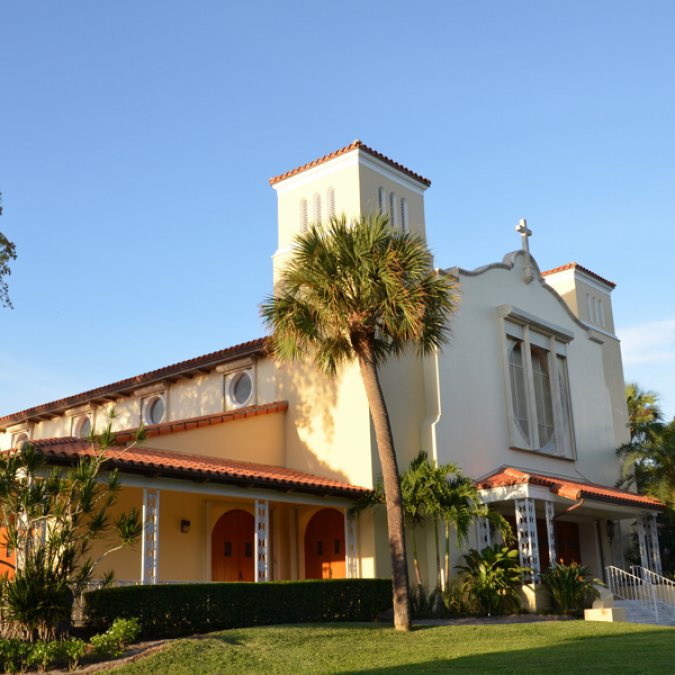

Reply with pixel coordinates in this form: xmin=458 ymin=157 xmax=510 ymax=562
xmin=255 ymin=499 xmax=269 ymax=582
xmin=141 ymin=488 xmax=160 ymax=585
xmin=545 ymin=501 xmax=556 ymax=568
xmin=637 ymin=516 xmax=649 ymax=570
xmin=476 ymin=516 xmax=491 ymax=549
xmin=345 ymin=511 xmax=359 ymax=579
xmin=515 ymin=498 xmax=540 ymax=581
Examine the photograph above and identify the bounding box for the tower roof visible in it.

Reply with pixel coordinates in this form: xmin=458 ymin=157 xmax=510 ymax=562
xmin=541 ymin=262 xmax=616 ymax=289
xmin=269 ymin=140 xmax=431 ymax=187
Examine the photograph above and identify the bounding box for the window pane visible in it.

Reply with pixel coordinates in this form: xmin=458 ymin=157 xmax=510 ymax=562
xmin=508 ymin=339 xmax=529 ymax=442
xmin=232 ymin=372 xmax=252 ymax=405
xmin=149 ymin=397 xmax=165 ymax=424
xmin=531 ymin=347 xmax=554 ymax=446
xmin=557 ymin=355 xmax=574 ymax=456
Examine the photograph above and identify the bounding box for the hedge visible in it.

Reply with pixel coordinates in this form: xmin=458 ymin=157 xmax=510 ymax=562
xmin=84 ymin=579 xmax=392 ymax=639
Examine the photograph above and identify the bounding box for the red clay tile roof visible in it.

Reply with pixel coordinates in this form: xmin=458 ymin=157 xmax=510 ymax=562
xmin=113 ymin=401 xmax=288 ymax=444
xmin=541 ymin=262 xmax=616 ymax=289
xmin=269 ymin=140 xmax=432 ymax=187
xmin=477 ymin=467 xmax=665 ymax=510
xmin=16 ymin=437 xmax=369 ymax=499
xmin=0 ymin=338 xmax=267 ymax=430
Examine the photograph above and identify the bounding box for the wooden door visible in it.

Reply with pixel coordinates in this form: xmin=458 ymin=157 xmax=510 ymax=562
xmin=211 ymin=509 xmax=255 ymax=582
xmin=555 ymin=521 xmax=581 ymax=564
xmin=304 ymin=508 xmax=346 ymax=579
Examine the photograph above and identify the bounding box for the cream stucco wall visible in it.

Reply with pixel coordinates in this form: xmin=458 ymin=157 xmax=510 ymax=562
xmin=434 ymin=252 xmax=624 ymax=488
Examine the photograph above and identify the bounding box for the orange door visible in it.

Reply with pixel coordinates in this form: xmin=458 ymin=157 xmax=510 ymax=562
xmin=304 ymin=508 xmax=346 ymax=579
xmin=0 ymin=527 xmax=15 ymax=579
xmin=212 ymin=509 xmax=255 ymax=582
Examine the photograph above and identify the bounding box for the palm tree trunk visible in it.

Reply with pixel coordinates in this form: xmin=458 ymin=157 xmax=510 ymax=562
xmin=357 ymin=350 xmax=411 ymax=631
xmin=410 ymin=523 xmax=423 ymax=588
xmin=444 ymin=521 xmax=451 ymax=592
xmin=433 ymin=517 xmax=442 ymax=590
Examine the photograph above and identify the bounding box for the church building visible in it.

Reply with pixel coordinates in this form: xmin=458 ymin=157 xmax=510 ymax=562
xmin=0 ymin=141 xmax=664 ymax=602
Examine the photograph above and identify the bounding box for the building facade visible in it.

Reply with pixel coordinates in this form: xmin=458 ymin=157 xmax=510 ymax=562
xmin=0 ymin=141 xmax=664 ymax=597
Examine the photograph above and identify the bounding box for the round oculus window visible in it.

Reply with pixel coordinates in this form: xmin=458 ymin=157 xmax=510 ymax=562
xmin=14 ymin=433 xmax=29 ymax=450
xmin=231 ymin=371 xmax=252 ymax=406
xmin=147 ymin=396 xmax=165 ymax=425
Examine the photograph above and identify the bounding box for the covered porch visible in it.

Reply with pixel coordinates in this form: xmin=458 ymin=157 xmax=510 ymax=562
xmin=476 ymin=466 xmax=666 ymax=607
xmin=33 ymin=438 xmax=371 ymax=586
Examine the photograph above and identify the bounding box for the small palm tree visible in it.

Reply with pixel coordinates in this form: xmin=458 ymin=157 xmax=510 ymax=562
xmin=261 ymin=213 xmax=457 ymax=630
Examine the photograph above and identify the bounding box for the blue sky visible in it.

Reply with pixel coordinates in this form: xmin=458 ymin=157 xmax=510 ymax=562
xmin=1 ymin=1 xmax=674 ymax=420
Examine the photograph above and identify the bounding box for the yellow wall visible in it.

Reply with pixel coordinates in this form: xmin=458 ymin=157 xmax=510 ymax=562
xmin=145 ymin=410 xmax=286 ymax=465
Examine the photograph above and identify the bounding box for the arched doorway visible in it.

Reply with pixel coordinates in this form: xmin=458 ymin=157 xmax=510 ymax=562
xmin=211 ymin=509 xmax=255 ymax=582
xmin=304 ymin=508 xmax=346 ymax=579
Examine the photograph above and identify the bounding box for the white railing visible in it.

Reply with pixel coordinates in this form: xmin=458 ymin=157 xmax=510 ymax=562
xmin=631 ymin=566 xmax=675 ymax=609
xmin=606 ymin=565 xmax=660 ymax=624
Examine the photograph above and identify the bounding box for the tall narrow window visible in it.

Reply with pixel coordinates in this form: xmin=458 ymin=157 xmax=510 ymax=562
xmin=531 ymin=347 xmax=554 ymax=447
xmin=502 ymin=314 xmax=575 ymax=458
xmin=300 ymin=198 xmax=308 ymax=231
xmin=508 ymin=339 xmax=529 ymax=442
xmin=378 ymin=187 xmax=386 ymax=214
xmin=389 ymin=192 xmax=397 ymax=226
xmin=314 ymin=193 xmax=322 ymax=225
xmin=557 ymin=355 xmax=574 ymax=455
xmin=400 ymin=197 xmax=408 ymax=232
xmin=327 ymin=186 xmax=336 ymax=219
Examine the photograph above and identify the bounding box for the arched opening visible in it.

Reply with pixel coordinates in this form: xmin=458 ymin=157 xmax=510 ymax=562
xmin=304 ymin=508 xmax=346 ymax=580
xmin=211 ymin=509 xmax=255 ymax=582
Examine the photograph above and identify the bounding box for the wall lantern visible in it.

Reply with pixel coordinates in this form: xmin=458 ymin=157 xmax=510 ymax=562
xmin=180 ymin=519 xmax=191 ymax=534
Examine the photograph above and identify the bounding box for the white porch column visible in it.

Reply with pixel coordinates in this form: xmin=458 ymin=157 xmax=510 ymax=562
xmin=476 ymin=516 xmax=491 ymax=549
xmin=637 ymin=516 xmax=649 ymax=570
xmin=515 ymin=498 xmax=541 ymax=581
xmin=254 ymin=499 xmax=269 ymax=582
xmin=545 ymin=501 xmax=557 ymax=568
xmin=141 ymin=488 xmax=160 ymax=585
xmin=640 ymin=513 xmax=663 ymax=575
xmin=345 ymin=511 xmax=359 ymax=579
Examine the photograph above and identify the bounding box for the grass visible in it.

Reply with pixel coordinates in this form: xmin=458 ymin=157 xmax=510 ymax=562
xmin=110 ymin=621 xmax=675 ymax=674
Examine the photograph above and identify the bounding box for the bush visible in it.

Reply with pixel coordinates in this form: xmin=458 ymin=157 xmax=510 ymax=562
xmin=90 ymin=617 xmax=140 ymax=658
xmin=0 ymin=638 xmax=31 ymax=673
xmin=85 ymin=579 xmax=392 ymax=640
xmin=456 ymin=545 xmax=530 ymax=616
xmin=541 ymin=562 xmax=599 ymax=615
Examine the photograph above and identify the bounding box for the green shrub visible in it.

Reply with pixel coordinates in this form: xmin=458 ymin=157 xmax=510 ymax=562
xmin=456 ymin=545 xmax=530 ymax=616
xmin=62 ymin=636 xmax=88 ymax=670
xmin=541 ymin=561 xmax=599 ymax=615
xmin=0 ymin=638 xmax=32 ymax=673
xmin=85 ymin=579 xmax=392 ymax=640
xmin=90 ymin=617 xmax=140 ymax=658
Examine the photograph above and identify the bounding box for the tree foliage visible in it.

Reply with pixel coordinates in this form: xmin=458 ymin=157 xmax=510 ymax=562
xmin=262 ymin=213 xmax=458 ymax=630
xmin=0 ymin=416 xmax=143 ymax=640
xmin=0 ymin=193 xmax=18 ymax=309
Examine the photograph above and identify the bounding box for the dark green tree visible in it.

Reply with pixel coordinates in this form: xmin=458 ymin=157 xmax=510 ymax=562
xmin=0 ymin=193 xmax=18 ymax=309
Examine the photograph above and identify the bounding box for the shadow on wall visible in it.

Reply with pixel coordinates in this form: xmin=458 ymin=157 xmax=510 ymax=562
xmin=272 ymin=357 xmax=367 ymax=486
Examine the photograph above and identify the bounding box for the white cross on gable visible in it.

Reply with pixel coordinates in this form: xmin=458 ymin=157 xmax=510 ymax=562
xmin=515 ymin=218 xmax=534 ymax=284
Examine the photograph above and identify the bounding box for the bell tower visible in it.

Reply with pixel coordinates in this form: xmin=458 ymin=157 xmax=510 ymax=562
xmin=269 ymin=140 xmax=432 ymax=285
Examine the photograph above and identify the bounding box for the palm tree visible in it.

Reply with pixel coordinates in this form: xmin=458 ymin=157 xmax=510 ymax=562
xmin=261 ymin=213 xmax=457 ymax=630
xmin=625 ymin=382 xmax=662 ymax=442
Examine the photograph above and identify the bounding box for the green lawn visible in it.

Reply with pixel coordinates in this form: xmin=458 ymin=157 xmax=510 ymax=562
xmin=111 ymin=621 xmax=675 ymax=674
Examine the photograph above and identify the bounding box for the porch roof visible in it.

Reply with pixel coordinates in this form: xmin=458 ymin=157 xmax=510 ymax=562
xmin=11 ymin=438 xmax=371 ymax=499
xmin=477 ymin=466 xmax=666 ymax=511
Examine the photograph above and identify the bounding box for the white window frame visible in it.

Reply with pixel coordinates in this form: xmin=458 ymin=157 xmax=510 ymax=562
xmin=143 ymin=394 xmax=166 ymax=425
xmin=72 ymin=414 xmax=92 ymax=439
xmin=225 ymin=368 xmax=255 ymax=410
xmin=497 ymin=305 xmax=576 ymax=459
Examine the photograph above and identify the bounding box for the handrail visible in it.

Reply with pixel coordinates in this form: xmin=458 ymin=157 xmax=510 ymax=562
xmin=630 ymin=566 xmax=675 ymax=612
xmin=606 ymin=565 xmax=659 ymax=624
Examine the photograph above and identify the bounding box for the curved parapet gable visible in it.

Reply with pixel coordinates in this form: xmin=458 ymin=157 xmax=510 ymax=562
xmin=444 ymin=250 xmax=599 ymax=341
